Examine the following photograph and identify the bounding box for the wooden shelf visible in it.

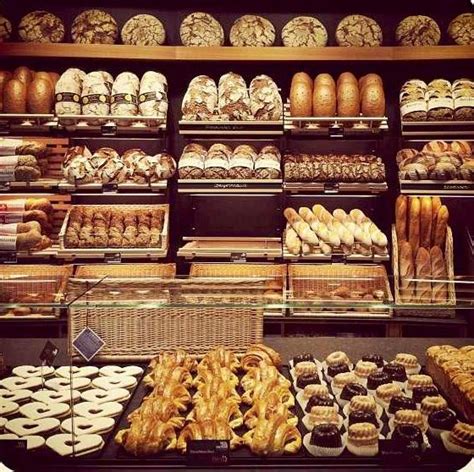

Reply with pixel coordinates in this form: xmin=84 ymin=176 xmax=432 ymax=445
xmin=0 ymin=43 xmax=473 ymax=61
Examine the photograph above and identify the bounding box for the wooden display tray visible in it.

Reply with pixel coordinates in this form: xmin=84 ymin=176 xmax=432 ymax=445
xmin=178 ymin=179 xmax=282 ymax=193
xmin=284 ymin=181 xmax=388 ymax=194
xmin=401 ymin=120 xmax=474 ymax=138
xmin=0 ymin=113 xmax=57 ymax=134
xmin=178 ymin=237 xmax=282 ymax=260
xmin=179 ymin=119 xmax=283 ymax=136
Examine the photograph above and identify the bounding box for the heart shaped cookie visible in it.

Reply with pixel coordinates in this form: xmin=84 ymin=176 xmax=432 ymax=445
xmin=20 ymin=402 xmax=70 ymax=420
xmin=6 ymin=417 xmax=59 ymax=436
xmin=12 ymin=365 xmax=54 ymax=379
xmin=0 ymin=376 xmax=42 ymax=391
xmin=55 ymin=366 xmax=99 ymax=379
xmin=61 ymin=417 xmax=115 ymax=436
xmin=99 ymin=365 xmax=143 ymax=378
xmin=73 ymin=401 xmax=123 ymax=419
xmin=46 ymin=433 xmax=104 ymax=457
xmin=80 ymin=388 xmax=130 ymax=404
xmin=0 ymin=433 xmax=46 ymax=450
xmin=0 ymin=388 xmax=32 ymax=404
xmin=92 ymin=375 xmax=136 ymax=391
xmin=32 ymin=389 xmax=81 ymax=405
xmin=0 ymin=400 xmax=19 ymax=416
xmin=45 ymin=377 xmax=91 ymax=392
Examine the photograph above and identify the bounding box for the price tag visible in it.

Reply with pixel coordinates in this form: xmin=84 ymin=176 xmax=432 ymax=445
xmin=379 ymin=439 xmax=422 ymax=463
xmin=230 ymin=252 xmax=247 ymax=262
xmin=39 ymin=340 xmax=59 ymax=367
xmin=104 ymin=253 xmax=122 ymax=263
xmin=0 ymin=438 xmax=27 ymax=458
xmin=0 ymin=120 xmax=11 ymax=135
xmin=331 ymin=254 xmax=346 ymax=263
xmin=101 ymin=122 xmax=117 ymax=136
xmin=186 ymin=440 xmax=230 ymax=467
xmin=72 ymin=327 xmax=105 ymax=362
xmin=324 ymin=182 xmax=339 ymax=194
xmin=0 ymin=182 xmax=10 ymax=192
xmin=329 ymin=124 xmax=344 ymax=138
xmin=0 ymin=252 xmax=17 ymax=264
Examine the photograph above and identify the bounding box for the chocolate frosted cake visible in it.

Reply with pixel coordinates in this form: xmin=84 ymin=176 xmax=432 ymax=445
xmin=340 ymin=383 xmax=367 ymax=401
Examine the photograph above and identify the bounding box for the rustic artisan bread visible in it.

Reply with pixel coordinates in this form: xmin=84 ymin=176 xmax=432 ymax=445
xmin=218 ymin=72 xmax=251 ymax=120
xmin=290 ymin=73 xmax=312 ymax=117
xmin=178 ymin=143 xmax=207 ymax=179
xmin=138 ymin=71 xmax=168 ymax=119
xmin=55 ymin=68 xmax=85 ymax=116
xmin=0 ymin=15 xmax=12 ymax=42
xmin=336 ymin=15 xmax=383 ymax=47
xmin=121 ymin=14 xmax=166 ymax=46
xmin=180 ymin=12 xmax=224 ymax=47
xmin=3 ymin=79 xmax=27 ymax=113
xmin=72 ymin=9 xmax=118 ymax=44
xmin=111 ymin=72 xmax=140 ymax=117
xmin=400 ymin=79 xmax=428 ymax=122
xmin=18 ymin=10 xmax=65 ymax=43
xmin=453 ymin=78 xmax=474 ymax=121
xmin=81 ymin=71 xmax=114 ymax=118
xmin=448 ymin=13 xmax=474 ymax=45
xmin=27 ymin=78 xmax=54 ymax=113
xmin=230 ymin=15 xmax=275 ymax=47
xmin=249 ymin=74 xmax=282 ymax=120
xmin=181 ymin=75 xmax=218 ymax=121
xmin=396 ymin=16 xmax=440 ymax=46
xmin=426 ymin=79 xmax=454 ymax=121
xmin=282 ymin=16 xmax=328 ymax=47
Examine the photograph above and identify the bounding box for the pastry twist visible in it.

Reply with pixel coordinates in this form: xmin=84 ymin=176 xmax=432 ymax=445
xmin=144 ymin=365 xmax=193 ymax=389
xmin=128 ymin=396 xmax=185 ymax=429
xmin=194 ymin=362 xmax=239 ymax=389
xmin=241 ymin=378 xmax=294 ymax=407
xmin=149 ymin=382 xmax=192 ymax=410
xmin=243 ymin=392 xmax=298 ymax=429
xmin=194 ymin=376 xmax=241 ymax=404
xmin=149 ymin=349 xmax=197 ymax=372
xmin=241 ymin=361 xmax=290 ymax=392
xmin=187 ymin=397 xmax=243 ymax=429
xmin=198 ymin=347 xmax=240 ymax=372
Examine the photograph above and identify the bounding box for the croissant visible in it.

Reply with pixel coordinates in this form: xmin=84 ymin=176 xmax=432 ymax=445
xmin=193 ymin=376 xmax=241 ymax=404
xmin=241 ymin=344 xmax=282 ymax=371
xmin=177 ymin=419 xmax=243 ymax=453
xmin=149 ymin=349 xmax=197 ymax=372
xmin=149 ymin=382 xmax=192 ymax=410
xmin=187 ymin=397 xmax=243 ymax=429
xmin=243 ymin=392 xmax=298 ymax=429
xmin=144 ymin=365 xmax=193 ymax=389
xmin=198 ymin=347 xmax=240 ymax=372
xmin=243 ymin=415 xmax=301 ymax=456
xmin=128 ymin=396 xmax=185 ymax=429
xmin=241 ymin=361 xmax=290 ymax=392
xmin=115 ymin=420 xmax=177 ymax=456
xmin=241 ymin=378 xmax=294 ymax=407
xmin=194 ymin=363 xmax=239 ymax=389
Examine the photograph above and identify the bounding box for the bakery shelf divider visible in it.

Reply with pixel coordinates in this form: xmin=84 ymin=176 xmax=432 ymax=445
xmin=178 ymin=179 xmax=282 ymax=194
xmin=178 ymin=119 xmax=283 ymax=136
xmin=284 ymin=181 xmax=388 ymax=195
xmin=399 ymin=177 xmax=474 ymax=196
xmin=401 ymin=120 xmax=474 ymax=138
xmin=0 ymin=114 xmax=57 ymax=135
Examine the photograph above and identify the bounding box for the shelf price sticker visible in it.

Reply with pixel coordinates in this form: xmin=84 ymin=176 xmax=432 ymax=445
xmin=186 ymin=440 xmax=230 ymax=467
xmin=39 ymin=340 xmax=59 ymax=367
xmin=72 ymin=327 xmax=105 ymax=362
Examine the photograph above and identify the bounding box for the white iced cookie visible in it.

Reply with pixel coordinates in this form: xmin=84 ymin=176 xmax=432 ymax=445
xmin=81 ymin=388 xmax=130 ymax=404
xmin=92 ymin=375 xmax=136 ymax=391
xmin=61 ymin=416 xmax=114 ymax=436
xmin=45 ymin=377 xmax=91 ymax=392
xmin=55 ymin=366 xmax=99 ymax=379
xmin=99 ymin=365 xmax=143 ymax=377
xmin=47 ymin=433 xmax=104 ymax=457
xmin=20 ymin=402 xmax=70 ymax=420
xmin=32 ymin=389 xmax=81 ymax=404
xmin=0 ymin=433 xmax=45 ymax=450
xmin=0 ymin=388 xmax=32 ymax=404
xmin=0 ymin=376 xmax=43 ymax=391
xmin=73 ymin=401 xmax=123 ymax=419
xmin=6 ymin=417 xmax=59 ymax=436
xmin=0 ymin=400 xmax=19 ymax=416
xmin=13 ymin=365 xmax=54 ymax=379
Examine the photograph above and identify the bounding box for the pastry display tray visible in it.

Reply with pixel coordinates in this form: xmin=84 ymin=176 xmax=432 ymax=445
xmin=283 ymin=247 xmax=390 ymax=263
xmin=178 ymin=119 xmax=284 ymax=136
xmin=284 ymin=181 xmax=388 ymax=195
xmin=178 ymin=179 xmax=282 ymax=194
xmin=0 ymin=114 xmax=57 ymax=135
xmin=399 ymin=178 xmax=474 ymax=196
xmin=401 ymin=120 xmax=474 ymax=138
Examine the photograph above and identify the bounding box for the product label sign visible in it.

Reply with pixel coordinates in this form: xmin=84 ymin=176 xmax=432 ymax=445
xmin=186 ymin=440 xmax=230 ymax=467
xmin=379 ymin=439 xmax=422 ymax=463
xmin=230 ymin=252 xmax=247 ymax=262
xmin=0 ymin=438 xmax=27 ymax=458
xmin=72 ymin=327 xmax=105 ymax=362
xmin=40 ymin=340 xmax=59 ymax=367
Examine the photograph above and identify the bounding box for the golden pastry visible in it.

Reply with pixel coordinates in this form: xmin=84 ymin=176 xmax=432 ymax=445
xmin=241 ymin=344 xmax=282 ymax=370
xmin=241 ymin=361 xmax=290 ymax=392
xmin=349 ymin=395 xmax=377 ymax=414
xmin=128 ymin=396 xmax=185 ymax=429
xmin=354 ymin=361 xmax=378 ymax=379
xmin=347 ymin=422 xmax=379 ymax=456
xmin=302 ymin=384 xmax=330 ymax=400
xmin=187 ymin=397 xmax=243 ymax=429
xmin=199 ymin=347 xmax=240 ymax=373
xmin=149 ymin=350 xmax=197 ymax=372
xmin=194 ymin=376 xmax=240 ymax=404
xmin=294 ymin=361 xmax=318 ymax=377
xmin=407 ymin=374 xmax=434 ymax=390
xmin=420 ymin=396 xmax=448 ymax=416
xmin=449 ymin=422 xmax=474 ymax=450
xmin=333 ymin=372 xmax=358 ymax=389
xmin=242 ymin=378 xmax=294 ymax=407
xmin=394 ymin=353 xmax=419 ymax=369
xmin=393 ymin=409 xmax=426 ymax=431
xmin=308 ymin=405 xmax=339 ymax=427
xmin=144 ymin=365 xmax=193 ymax=389
xmin=194 ymin=362 xmax=239 ymax=389
xmin=244 ymin=391 xmax=298 ymax=429
xmin=149 ymin=382 xmax=192 ymax=409
xmin=375 ymin=383 xmax=401 ymax=403
xmin=326 ymin=351 xmax=351 ymax=367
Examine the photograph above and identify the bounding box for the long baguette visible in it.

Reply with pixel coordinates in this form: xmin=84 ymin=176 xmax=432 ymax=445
xmin=312 ymin=221 xmax=340 ymax=247
xmin=415 ymin=247 xmax=432 ymax=303
xmin=395 ymin=195 xmax=408 ymax=242
xmin=284 ymin=208 xmax=319 ymax=245
xmin=433 ymin=205 xmax=449 ymax=248
xmin=399 ymin=240 xmax=415 ymax=302
xmin=430 ymin=245 xmax=447 ymax=303
xmin=420 ymin=197 xmax=433 ymax=248
xmin=285 ymin=226 xmax=301 ymax=255
xmin=312 ymin=204 xmax=333 ymax=225
xmin=408 ymin=197 xmax=420 ymax=255
xmin=431 ymin=196 xmax=442 ymax=245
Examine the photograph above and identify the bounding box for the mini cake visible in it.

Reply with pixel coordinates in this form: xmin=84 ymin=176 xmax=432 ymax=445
xmin=362 ymin=354 xmax=384 ymax=368
xmin=392 ymin=424 xmax=423 ymax=449
xmin=327 ymin=363 xmax=350 ymax=378
xmin=367 ymin=372 xmax=391 ymax=391
xmin=420 ymin=396 xmax=448 ymax=416
xmin=349 ymin=410 xmax=378 ymax=427
xmin=448 ymin=422 xmax=474 ymax=450
xmin=394 ymin=409 xmax=426 ymax=431
xmin=303 ymin=384 xmax=329 ymax=401
xmin=407 ymin=374 xmax=434 ymax=391
xmin=308 ymin=406 xmax=339 ymax=427
xmin=349 ymin=395 xmax=377 ymax=414
xmin=388 ymin=395 xmax=417 ymax=415
xmin=306 ymin=395 xmax=335 ymax=413
xmin=310 ymin=423 xmax=342 ymax=449
xmin=376 ymin=383 xmax=401 ymax=404
xmin=341 ymin=383 xmax=367 ymax=401
xmin=297 ymin=373 xmax=320 ymax=389
xmin=295 ymin=361 xmax=318 ymax=377
xmin=293 ymin=353 xmax=313 ymax=365
xmin=412 ymin=386 xmax=439 ymax=404
xmin=393 ymin=353 xmax=419 ymax=371
xmin=333 ymin=372 xmax=357 ymax=390
xmin=326 ymin=351 xmax=350 ymax=367
xmin=383 ymin=363 xmax=407 ymax=382
xmin=347 ymin=422 xmax=379 ymax=456
xmin=354 ymin=361 xmax=378 ymax=379
xmin=428 ymin=409 xmax=456 ymax=431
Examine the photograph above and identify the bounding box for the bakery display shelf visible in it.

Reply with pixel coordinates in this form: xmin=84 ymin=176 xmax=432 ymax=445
xmin=283 ymin=246 xmax=389 ymax=263
xmin=58 ymin=180 xmax=167 ymax=194
xmin=401 ymin=120 xmax=474 ymax=138
xmin=178 ymin=237 xmax=282 ymax=260
xmin=178 ymin=179 xmax=282 ymax=194
xmin=178 ymin=119 xmax=283 ymax=136
xmin=1 ymin=43 xmax=473 ymax=62
xmin=0 ymin=245 xmax=60 ymax=264
xmin=399 ymin=178 xmax=474 ymax=196
xmin=284 ymin=105 xmax=388 ymax=137
xmin=57 ymin=115 xmax=166 ymax=136
xmin=284 ymin=181 xmax=388 ymax=195
xmin=0 ymin=114 xmax=57 ymax=135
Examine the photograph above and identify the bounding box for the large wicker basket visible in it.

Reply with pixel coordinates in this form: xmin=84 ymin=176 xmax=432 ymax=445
xmin=288 ymin=264 xmax=393 ymax=317
xmin=74 ymin=263 xmax=176 ymax=279
xmin=392 ymin=225 xmax=455 ymax=318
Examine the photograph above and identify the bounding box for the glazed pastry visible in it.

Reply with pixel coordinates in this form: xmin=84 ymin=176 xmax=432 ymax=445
xmin=149 ymin=350 xmax=197 ymax=372
xmin=393 ymin=409 xmax=426 ymax=431
xmin=333 ymin=372 xmax=358 ymax=390
xmin=383 ymin=363 xmax=407 ymax=382
xmin=326 ymin=351 xmax=350 ymax=367
xmin=305 ymin=395 xmax=334 ymax=413
xmin=392 ymin=424 xmax=423 ymax=449
xmin=449 ymin=423 xmax=474 ymax=450
xmin=188 ymin=397 xmax=243 ymax=429
xmin=241 ymin=344 xmax=282 ymax=370
xmin=294 ymin=361 xmax=318 ymax=377
xmin=412 ymin=386 xmax=439 ymax=404
xmin=327 ymin=364 xmax=350 ymax=378
xmin=367 ymin=372 xmax=391 ymax=391
xmin=308 ymin=406 xmax=339 ymax=428
xmin=407 ymin=374 xmax=434 ymax=391
xmin=393 ymin=353 xmax=419 ymax=371
xmin=375 ymin=383 xmax=402 ymax=404
xmin=243 ymin=391 xmax=297 ymax=429
xmin=241 ymin=362 xmax=290 ymax=393
xmin=310 ymin=424 xmax=342 ymax=448
xmin=420 ymin=396 xmax=448 ymax=416
xmin=362 ymin=355 xmax=384 ymax=368
xmin=428 ymin=409 xmax=456 ymax=431
xmin=388 ymin=395 xmax=417 ymax=415
xmin=346 ymin=422 xmax=379 ymax=456
xmin=348 ymin=395 xmax=377 ymax=414
xmin=340 ymin=383 xmax=367 ymax=402
xmin=302 ymin=384 xmax=329 ymax=401
xmin=199 ymin=347 xmax=240 ymax=372
xmin=348 ymin=410 xmax=378 ymax=427
xmin=296 ymin=373 xmax=321 ymax=389
xmin=354 ymin=361 xmax=378 ymax=379
xmin=241 ymin=379 xmax=293 ymax=408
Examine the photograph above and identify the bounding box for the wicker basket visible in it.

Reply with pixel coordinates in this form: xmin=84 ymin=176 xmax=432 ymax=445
xmin=74 ymin=263 xmax=176 ymax=279
xmin=288 ymin=264 xmax=393 ymax=317
xmin=392 ymin=225 xmax=455 ymax=318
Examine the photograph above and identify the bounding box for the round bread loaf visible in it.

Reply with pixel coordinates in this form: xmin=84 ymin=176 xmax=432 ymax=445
xmin=336 ymin=15 xmax=382 ymax=47
xmin=361 ymin=83 xmax=385 ymax=117
xmin=0 ymin=15 xmax=12 ymax=42
xmin=422 ymin=140 xmax=450 ymax=153
xmin=72 ymin=9 xmax=118 ymax=44
xmin=27 ymin=78 xmax=53 ymax=113
xmin=282 ymin=16 xmax=328 ymax=47
xmin=313 ymin=83 xmax=336 ymax=117
xmin=18 ymin=10 xmax=65 ymax=43
xmin=249 ymin=74 xmax=282 ymax=121
xmin=230 ymin=15 xmax=275 ymax=47
xmin=180 ymin=12 xmax=224 ymax=47
xmin=13 ymin=67 xmax=34 ymax=87
xmin=292 ymin=72 xmax=313 ymax=90
xmin=448 ymin=13 xmax=474 ymax=45
xmin=290 ymin=80 xmax=312 ymax=117
xmin=337 ymin=82 xmax=360 ymax=117
xmin=121 ymin=14 xmax=166 ymax=46
xmin=3 ymin=79 xmax=27 ymax=113
xmin=0 ymin=71 xmax=12 ymax=112
xmin=396 ymin=16 xmax=440 ymax=46
xmin=450 ymin=140 xmax=471 ymax=156
xmin=315 ymin=73 xmax=336 ymax=90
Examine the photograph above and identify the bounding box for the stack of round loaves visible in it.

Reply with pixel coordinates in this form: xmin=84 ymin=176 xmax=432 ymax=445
xmin=400 ymin=78 xmax=473 ymax=122
xmin=178 ymin=143 xmax=281 ymax=180
xmin=62 ymin=145 xmax=176 ymax=186
xmin=54 ymin=68 xmax=168 ymax=121
xmin=182 ymin=72 xmax=282 ymax=121
xmin=290 ymin=72 xmax=385 ymax=118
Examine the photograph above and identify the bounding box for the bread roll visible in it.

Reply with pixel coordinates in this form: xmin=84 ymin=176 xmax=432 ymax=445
xmin=13 ymin=67 xmax=34 ymax=87
xmin=285 ymin=226 xmax=301 ymax=255
xmin=313 ymin=83 xmax=336 ymax=117
xmin=420 ymin=197 xmax=432 ymax=248
xmin=433 ymin=205 xmax=449 ymax=248
xmin=0 ymin=71 xmax=12 ymax=112
xmin=408 ymin=197 xmax=420 ymax=255
xmin=399 ymin=240 xmax=415 ymax=302
xmin=314 ymin=73 xmax=335 ymax=90
xmin=3 ymin=79 xmax=27 ymax=114
xmin=415 ymin=247 xmax=432 ymax=303
xmin=290 ymin=79 xmax=312 ymax=117
xmin=27 ymin=78 xmax=53 ymax=114
xmin=430 ymin=245 xmax=447 ymax=303
xmin=361 ymin=83 xmax=385 ymax=117
xmin=337 ymin=72 xmax=357 ymax=88
xmin=337 ymin=82 xmax=360 ymax=117
xmin=359 ymin=73 xmax=383 ymax=93
xmin=291 ymin=72 xmax=312 ymax=89
xmin=395 ymin=195 xmax=408 ymax=242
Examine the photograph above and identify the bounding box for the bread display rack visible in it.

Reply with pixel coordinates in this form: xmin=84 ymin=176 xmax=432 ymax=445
xmin=401 ymin=120 xmax=474 ymax=138
xmin=0 ymin=113 xmax=56 ymax=134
